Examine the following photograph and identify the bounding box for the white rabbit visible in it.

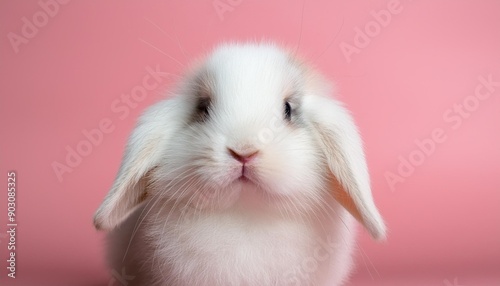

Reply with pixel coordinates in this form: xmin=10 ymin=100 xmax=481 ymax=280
xmin=94 ymin=42 xmax=386 ymax=286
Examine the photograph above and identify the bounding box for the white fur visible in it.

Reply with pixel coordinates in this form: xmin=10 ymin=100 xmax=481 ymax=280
xmin=94 ymin=42 xmax=386 ymax=286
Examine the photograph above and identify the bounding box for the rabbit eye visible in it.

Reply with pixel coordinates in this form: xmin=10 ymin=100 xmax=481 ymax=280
xmin=196 ymin=97 xmax=211 ymax=122
xmin=284 ymin=101 xmax=292 ymax=121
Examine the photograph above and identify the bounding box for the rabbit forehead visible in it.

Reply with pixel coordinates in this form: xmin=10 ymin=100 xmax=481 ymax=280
xmin=205 ymin=43 xmax=303 ymax=105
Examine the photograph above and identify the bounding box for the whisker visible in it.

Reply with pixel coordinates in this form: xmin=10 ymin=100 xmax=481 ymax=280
xmin=144 ymin=17 xmax=189 ymax=61
xmin=139 ymin=38 xmax=185 ymax=68
xmin=121 ymin=165 xmax=198 ymax=262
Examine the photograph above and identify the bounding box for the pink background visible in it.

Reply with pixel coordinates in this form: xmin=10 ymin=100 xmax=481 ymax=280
xmin=1 ymin=0 xmax=499 ymax=285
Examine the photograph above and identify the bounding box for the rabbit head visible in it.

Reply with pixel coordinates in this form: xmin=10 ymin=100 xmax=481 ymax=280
xmin=93 ymin=42 xmax=386 ymax=240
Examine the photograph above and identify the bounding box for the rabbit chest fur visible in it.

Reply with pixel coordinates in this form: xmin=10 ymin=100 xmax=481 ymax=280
xmin=110 ymin=195 xmax=357 ymax=286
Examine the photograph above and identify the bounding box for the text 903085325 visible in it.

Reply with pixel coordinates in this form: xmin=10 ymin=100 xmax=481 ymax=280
xmin=7 ymin=171 xmax=17 ymax=279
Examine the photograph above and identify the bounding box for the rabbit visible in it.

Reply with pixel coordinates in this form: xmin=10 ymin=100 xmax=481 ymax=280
xmin=93 ymin=42 xmax=386 ymax=286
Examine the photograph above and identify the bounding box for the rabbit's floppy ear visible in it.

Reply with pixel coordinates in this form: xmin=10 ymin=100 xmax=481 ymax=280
xmin=93 ymin=98 xmax=185 ymax=230
xmin=303 ymin=95 xmax=386 ymax=240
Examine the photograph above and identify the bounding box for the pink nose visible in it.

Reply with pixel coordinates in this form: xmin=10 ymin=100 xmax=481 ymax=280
xmin=227 ymin=148 xmax=259 ymax=163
